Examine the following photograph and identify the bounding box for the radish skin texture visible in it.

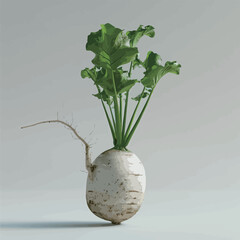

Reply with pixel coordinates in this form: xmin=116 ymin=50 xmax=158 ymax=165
xmin=86 ymin=149 xmax=146 ymax=224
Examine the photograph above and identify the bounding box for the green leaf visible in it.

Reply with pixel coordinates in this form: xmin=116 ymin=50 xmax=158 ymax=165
xmin=81 ymin=66 xmax=137 ymax=97
xmin=164 ymin=61 xmax=181 ymax=74
xmin=143 ymin=51 xmax=162 ymax=71
xmin=132 ymin=51 xmax=161 ymax=71
xmin=93 ymin=90 xmax=113 ymax=105
xmin=132 ymin=55 xmax=144 ymax=69
xmin=97 ymin=68 xmax=138 ymax=96
xmin=141 ymin=60 xmax=181 ymax=88
xmin=81 ymin=67 xmax=97 ymax=82
xmin=86 ymin=23 xmax=138 ymax=69
xmin=117 ymin=78 xmax=138 ymax=94
xmin=126 ymin=25 xmax=155 ymax=47
xmin=132 ymin=91 xmax=149 ymax=101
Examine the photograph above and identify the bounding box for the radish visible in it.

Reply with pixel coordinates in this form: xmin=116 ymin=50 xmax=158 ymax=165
xmin=22 ymin=23 xmax=181 ymax=224
xmin=86 ymin=149 xmax=146 ymax=224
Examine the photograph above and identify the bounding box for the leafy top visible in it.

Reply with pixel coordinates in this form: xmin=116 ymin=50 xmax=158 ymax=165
xmin=81 ymin=23 xmax=181 ymax=150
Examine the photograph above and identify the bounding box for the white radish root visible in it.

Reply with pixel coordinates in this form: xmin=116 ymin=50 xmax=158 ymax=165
xmin=21 ymin=120 xmax=94 ymax=178
xmin=86 ymin=149 xmax=146 ymax=224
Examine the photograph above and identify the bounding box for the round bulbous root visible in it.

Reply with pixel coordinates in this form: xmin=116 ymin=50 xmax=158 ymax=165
xmin=86 ymin=149 xmax=146 ymax=224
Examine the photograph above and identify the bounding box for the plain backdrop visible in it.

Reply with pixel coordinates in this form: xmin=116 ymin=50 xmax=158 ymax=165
xmin=1 ymin=0 xmax=240 ymax=239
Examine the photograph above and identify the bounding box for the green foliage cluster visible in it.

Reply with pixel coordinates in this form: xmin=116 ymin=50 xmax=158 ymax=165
xmin=81 ymin=23 xmax=181 ymax=150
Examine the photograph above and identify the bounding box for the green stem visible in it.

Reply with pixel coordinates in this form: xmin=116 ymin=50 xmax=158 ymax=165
xmin=101 ymin=101 xmax=116 ymax=144
xmin=109 ymin=105 xmax=116 ymax=129
xmin=122 ymin=91 xmax=129 ymax=139
xmin=124 ymin=87 xmax=145 ymax=142
xmin=119 ymin=94 xmax=122 ymax=124
xmin=111 ymin=70 xmax=122 ymax=148
xmin=122 ymin=62 xmax=133 ymax=141
xmin=124 ymin=88 xmax=154 ymax=147
xmin=128 ymin=62 xmax=133 ymax=77
xmin=96 ymin=86 xmax=116 ymax=143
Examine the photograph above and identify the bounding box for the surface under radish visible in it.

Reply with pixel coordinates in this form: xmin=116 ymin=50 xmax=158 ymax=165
xmin=86 ymin=149 xmax=146 ymax=224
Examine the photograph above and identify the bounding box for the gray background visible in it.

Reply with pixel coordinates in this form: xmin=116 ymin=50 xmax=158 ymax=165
xmin=1 ymin=0 xmax=240 ymax=239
